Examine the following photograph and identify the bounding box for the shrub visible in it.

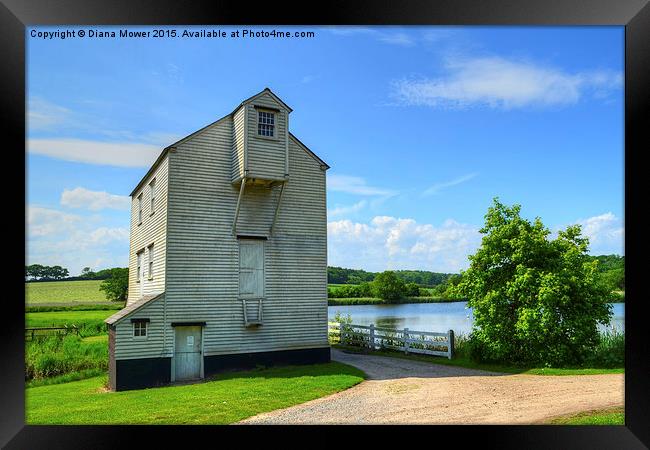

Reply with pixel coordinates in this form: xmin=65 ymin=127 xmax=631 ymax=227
xmin=404 ymin=282 xmax=421 ymax=297
xmin=458 ymin=198 xmax=613 ymax=366
xmin=372 ymin=271 xmax=406 ymax=301
xmin=584 ymin=328 xmax=625 ymax=368
xmin=99 ymin=268 xmax=129 ymax=302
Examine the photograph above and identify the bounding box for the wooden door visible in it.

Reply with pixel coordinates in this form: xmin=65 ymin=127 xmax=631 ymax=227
xmin=174 ymin=326 xmax=202 ymax=380
xmin=239 ymin=240 xmax=264 ymax=298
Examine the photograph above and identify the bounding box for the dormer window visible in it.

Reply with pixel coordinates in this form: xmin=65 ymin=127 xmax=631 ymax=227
xmin=258 ymin=111 xmax=274 ymax=137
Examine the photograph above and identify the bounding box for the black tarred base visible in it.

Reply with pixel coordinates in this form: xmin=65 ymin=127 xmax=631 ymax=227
xmin=113 ymin=357 xmax=171 ymax=391
xmin=111 ymin=347 xmax=330 ymax=391
xmin=203 ymin=346 xmax=331 ymax=376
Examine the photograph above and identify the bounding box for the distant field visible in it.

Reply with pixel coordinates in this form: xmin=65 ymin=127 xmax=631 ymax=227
xmin=26 ymin=310 xmax=114 ymax=336
xmin=26 ymin=280 xmax=108 ymax=305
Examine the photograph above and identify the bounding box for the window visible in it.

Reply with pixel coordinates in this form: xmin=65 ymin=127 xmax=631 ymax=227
xmin=239 ymin=239 xmax=264 ymax=298
xmin=147 ymin=244 xmax=154 ymax=279
xmin=257 ymin=111 xmax=274 ymax=137
xmin=133 ymin=321 xmax=147 ymax=337
xmin=137 ymin=193 xmax=143 ymax=224
xmin=149 ymin=179 xmax=156 ymax=215
xmin=136 ymin=250 xmax=143 ymax=282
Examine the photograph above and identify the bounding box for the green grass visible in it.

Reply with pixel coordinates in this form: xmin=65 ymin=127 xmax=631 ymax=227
xmin=26 ymin=362 xmax=366 ymax=424
xmin=548 ymin=407 xmax=624 ymax=425
xmin=26 ymin=368 xmax=108 ymax=388
xmin=26 ymin=280 xmax=109 ymax=305
xmin=81 ymin=334 xmax=108 ymax=344
xmin=26 ymin=334 xmax=108 ymax=380
xmin=334 ymin=344 xmax=624 ymax=376
xmin=26 ymin=304 xmax=123 ymax=313
xmin=26 ymin=309 xmax=114 ymax=336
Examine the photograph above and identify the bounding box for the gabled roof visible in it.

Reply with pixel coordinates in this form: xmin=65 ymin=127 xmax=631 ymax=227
xmin=105 ymin=292 xmax=164 ymax=325
xmin=129 ymin=88 xmax=327 ymax=197
xmin=237 ymin=87 xmax=293 ymax=113
xmin=289 ymin=132 xmax=330 ymax=170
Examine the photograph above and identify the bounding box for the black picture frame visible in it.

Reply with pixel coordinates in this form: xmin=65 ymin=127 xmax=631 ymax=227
xmin=3 ymin=0 xmax=648 ymax=448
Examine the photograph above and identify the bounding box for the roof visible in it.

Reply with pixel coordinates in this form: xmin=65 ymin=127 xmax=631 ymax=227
xmin=129 ymin=88 xmax=326 ymax=197
xmin=104 ymin=292 xmax=164 ymax=325
xmin=289 ymin=132 xmax=330 ymax=170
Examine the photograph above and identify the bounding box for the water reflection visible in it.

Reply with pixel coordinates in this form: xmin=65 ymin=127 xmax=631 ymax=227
xmin=328 ymin=302 xmax=624 ymax=335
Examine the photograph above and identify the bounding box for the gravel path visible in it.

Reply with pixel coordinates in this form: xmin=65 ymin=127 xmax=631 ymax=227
xmin=239 ymin=349 xmax=624 ymax=425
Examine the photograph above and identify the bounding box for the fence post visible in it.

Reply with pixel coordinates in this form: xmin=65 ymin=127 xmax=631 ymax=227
xmin=404 ymin=328 xmax=410 ymax=354
xmin=448 ymin=329 xmax=454 ymax=359
xmin=369 ymin=324 xmax=375 ymax=351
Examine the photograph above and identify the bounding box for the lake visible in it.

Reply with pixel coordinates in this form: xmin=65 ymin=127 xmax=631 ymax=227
xmin=327 ymin=301 xmax=625 ymax=335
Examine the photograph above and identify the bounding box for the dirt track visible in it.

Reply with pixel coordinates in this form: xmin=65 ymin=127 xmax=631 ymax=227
xmin=239 ymin=349 xmax=624 ymax=424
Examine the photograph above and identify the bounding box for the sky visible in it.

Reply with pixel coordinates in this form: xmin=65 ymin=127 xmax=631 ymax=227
xmin=26 ymin=25 xmax=624 ymax=276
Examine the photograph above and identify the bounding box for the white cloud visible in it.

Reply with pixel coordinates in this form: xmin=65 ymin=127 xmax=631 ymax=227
xmin=323 ymin=26 xmax=377 ymax=36
xmin=328 ymin=200 xmax=368 ymax=218
xmin=378 ymin=32 xmax=415 ymax=47
xmin=26 ymin=205 xmax=130 ymax=275
xmin=28 ymin=138 xmax=161 ymax=168
xmin=574 ymin=212 xmax=624 ymax=255
xmin=28 ymin=97 xmax=72 ymax=131
xmin=27 ymin=206 xmax=81 ymax=237
xmin=61 ymin=187 xmax=130 ymax=211
xmin=324 ymin=27 xmax=420 ymax=47
xmin=423 ymin=173 xmax=477 ymax=196
xmin=328 ymin=215 xmax=481 ymax=273
xmin=328 ymin=174 xmax=397 ymax=197
xmin=392 ymin=56 xmax=622 ymax=109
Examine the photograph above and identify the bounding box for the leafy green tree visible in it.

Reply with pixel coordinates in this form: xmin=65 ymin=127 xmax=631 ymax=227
xmin=457 ymin=198 xmax=612 ymax=366
xmin=80 ymin=267 xmax=96 ymax=279
xmin=404 ymin=282 xmax=421 ymax=297
xmin=99 ymin=268 xmax=129 ymax=302
xmin=372 ymin=271 xmax=406 ymax=301
xmin=26 ymin=264 xmax=45 ymax=280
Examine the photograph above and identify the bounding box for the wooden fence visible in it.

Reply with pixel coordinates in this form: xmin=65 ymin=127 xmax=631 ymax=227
xmin=25 ymin=325 xmax=80 ymax=341
xmin=328 ymin=322 xmax=454 ymax=359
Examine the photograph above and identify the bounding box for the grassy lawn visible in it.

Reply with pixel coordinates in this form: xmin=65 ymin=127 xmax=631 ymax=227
xmin=547 ymin=407 xmax=624 ymax=425
xmin=334 ymin=345 xmax=624 ymax=376
xmin=26 ymin=362 xmax=366 ymax=424
xmin=26 ymin=280 xmax=108 ymax=305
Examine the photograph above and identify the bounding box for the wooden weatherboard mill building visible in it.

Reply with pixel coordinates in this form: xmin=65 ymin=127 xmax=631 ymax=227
xmin=105 ymin=88 xmax=331 ymax=391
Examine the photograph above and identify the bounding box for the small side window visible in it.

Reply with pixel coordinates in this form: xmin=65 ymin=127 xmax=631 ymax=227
xmin=136 ymin=250 xmax=144 ymax=282
xmin=137 ymin=193 xmax=143 ymax=224
xmin=147 ymin=244 xmax=154 ymax=280
xmin=257 ymin=110 xmax=275 ymax=137
xmin=149 ymin=179 xmax=156 ymax=215
xmin=133 ymin=321 xmax=147 ymax=337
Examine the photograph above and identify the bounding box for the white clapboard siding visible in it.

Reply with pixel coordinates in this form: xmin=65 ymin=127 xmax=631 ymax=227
xmin=115 ymin=89 xmax=329 ymax=362
xmin=245 ymin=91 xmax=288 ymax=181
xmin=162 ymin=114 xmax=328 ymax=358
xmin=231 ymin=105 xmax=246 ymax=181
xmin=113 ymin=294 xmax=166 ymax=359
xmin=126 ymin=155 xmax=169 ymax=305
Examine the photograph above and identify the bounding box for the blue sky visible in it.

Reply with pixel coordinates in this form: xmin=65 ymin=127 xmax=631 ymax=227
xmin=26 ymin=26 xmax=624 ymax=275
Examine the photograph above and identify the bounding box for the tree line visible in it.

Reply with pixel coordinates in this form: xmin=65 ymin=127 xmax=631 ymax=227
xmin=328 ymin=266 xmax=454 ymax=287
xmin=26 ymin=265 xmax=121 ymax=282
